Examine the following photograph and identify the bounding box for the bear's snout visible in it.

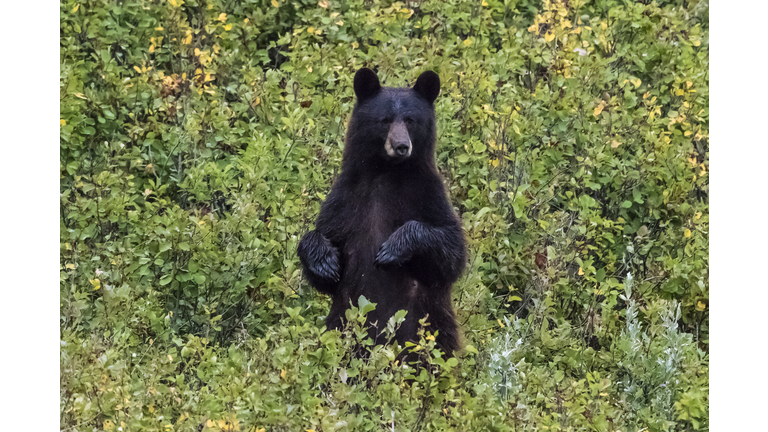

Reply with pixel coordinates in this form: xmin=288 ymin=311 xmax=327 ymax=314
xmin=385 ymin=121 xmax=412 ymax=160
xmin=394 ymin=142 xmax=410 ymax=156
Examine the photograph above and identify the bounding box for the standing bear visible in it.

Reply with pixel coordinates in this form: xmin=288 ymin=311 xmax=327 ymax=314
xmin=297 ymin=68 xmax=466 ymax=357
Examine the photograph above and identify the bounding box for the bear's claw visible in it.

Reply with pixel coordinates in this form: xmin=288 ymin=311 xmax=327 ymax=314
xmin=373 ymin=243 xmax=405 ymax=269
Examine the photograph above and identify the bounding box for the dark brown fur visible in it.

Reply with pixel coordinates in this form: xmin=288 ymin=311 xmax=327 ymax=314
xmin=297 ymin=69 xmax=466 ymax=356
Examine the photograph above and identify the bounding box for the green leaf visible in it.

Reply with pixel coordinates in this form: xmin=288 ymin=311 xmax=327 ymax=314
xmin=596 ymin=268 xmax=606 ymax=282
xmin=357 ymin=295 xmax=376 ymax=315
xmin=476 ymin=207 xmax=492 ymax=219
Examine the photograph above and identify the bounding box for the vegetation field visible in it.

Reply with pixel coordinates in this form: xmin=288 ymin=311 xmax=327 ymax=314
xmin=60 ymin=0 xmax=709 ymax=430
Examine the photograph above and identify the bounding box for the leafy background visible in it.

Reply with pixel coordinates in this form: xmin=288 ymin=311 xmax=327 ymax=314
xmin=60 ymin=0 xmax=709 ymax=430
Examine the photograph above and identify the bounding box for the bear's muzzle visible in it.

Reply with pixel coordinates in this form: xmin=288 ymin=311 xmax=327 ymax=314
xmin=385 ymin=121 xmax=412 ymax=160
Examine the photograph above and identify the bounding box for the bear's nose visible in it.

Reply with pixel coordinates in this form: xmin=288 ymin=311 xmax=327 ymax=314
xmin=394 ymin=142 xmax=410 ymax=156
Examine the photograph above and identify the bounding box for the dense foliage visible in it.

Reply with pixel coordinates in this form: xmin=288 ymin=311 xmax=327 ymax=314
xmin=60 ymin=0 xmax=709 ymax=430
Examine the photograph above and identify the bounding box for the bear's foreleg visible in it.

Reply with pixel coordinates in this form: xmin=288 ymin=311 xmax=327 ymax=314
xmin=373 ymin=220 xmax=465 ymax=284
xmin=297 ymin=230 xmax=341 ymax=294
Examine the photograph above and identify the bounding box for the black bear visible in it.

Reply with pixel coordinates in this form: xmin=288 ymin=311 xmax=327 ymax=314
xmin=297 ymin=68 xmax=466 ymax=357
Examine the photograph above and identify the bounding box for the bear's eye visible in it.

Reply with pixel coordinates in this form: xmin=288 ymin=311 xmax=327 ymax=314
xmin=381 ymin=117 xmax=393 ymax=125
xmin=405 ymin=118 xmax=415 ymax=126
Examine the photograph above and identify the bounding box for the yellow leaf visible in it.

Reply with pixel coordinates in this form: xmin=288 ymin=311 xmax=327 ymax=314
xmin=318 ymin=0 xmax=329 ymax=7
xmin=352 ymin=41 xmax=359 ymax=49
xmin=90 ymin=278 xmax=101 ymax=290
xmin=489 ymin=158 xmax=499 ymax=167
xmin=696 ymin=301 xmax=706 ymax=311
xmin=244 ymin=18 xmax=249 ymax=24
xmin=168 ymin=354 xmax=173 ymax=361
xmin=426 ymin=334 xmax=435 ymax=341
xmin=463 ymin=38 xmax=473 ymax=47
xmin=630 ymin=77 xmax=641 ymax=88
xmin=593 ymin=103 xmax=604 ymax=117
xmin=307 ymin=27 xmax=315 ymax=34
xmin=693 ymin=40 xmax=701 ymax=46
xmin=134 ymin=66 xmax=142 ymax=74
xmin=528 ymin=23 xmax=538 ymax=33
xmin=72 ymin=3 xmax=80 ymax=12
xmin=217 ymin=13 xmax=227 ymax=22
xmin=497 ymin=319 xmax=504 ymax=328
xmin=684 ymin=229 xmax=692 ymax=238
xmin=336 ymin=20 xmax=343 ymax=26
xmin=686 ymin=81 xmax=693 ymax=89
xmin=60 ymin=119 xmax=66 ymax=126
xmin=696 ymin=212 xmax=702 ymax=220
xmin=611 ymin=140 xmax=621 ymax=148
xmin=280 ymin=369 xmax=286 ymax=379
xmin=544 ymin=31 xmax=555 ymax=42
xmin=578 ymin=267 xmax=584 ymax=276
xmin=224 ymin=23 xmax=232 ymax=31
xmin=66 ymin=263 xmax=76 ymax=270
xmin=482 ymin=0 xmax=488 ymax=5
xmin=675 ymin=89 xmax=685 ymax=96
xmin=271 ymin=0 xmax=279 ymax=7
xmin=155 ymin=26 xmax=164 ymax=31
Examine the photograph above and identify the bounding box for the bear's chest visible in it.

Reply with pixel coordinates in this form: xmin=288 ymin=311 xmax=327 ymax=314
xmin=328 ymin=177 xmax=407 ymax=259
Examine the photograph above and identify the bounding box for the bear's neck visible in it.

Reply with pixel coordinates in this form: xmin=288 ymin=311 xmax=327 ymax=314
xmin=341 ymin=155 xmax=436 ymax=181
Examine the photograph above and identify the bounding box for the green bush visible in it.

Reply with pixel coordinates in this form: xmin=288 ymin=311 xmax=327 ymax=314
xmin=60 ymin=0 xmax=708 ymax=430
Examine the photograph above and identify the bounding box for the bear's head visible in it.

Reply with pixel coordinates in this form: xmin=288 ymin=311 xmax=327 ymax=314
xmin=343 ymin=68 xmax=441 ymax=170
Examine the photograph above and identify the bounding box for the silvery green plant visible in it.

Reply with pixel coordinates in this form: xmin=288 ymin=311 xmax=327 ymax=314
xmin=486 ymin=315 xmax=528 ymax=401
xmin=616 ymin=273 xmax=696 ymax=430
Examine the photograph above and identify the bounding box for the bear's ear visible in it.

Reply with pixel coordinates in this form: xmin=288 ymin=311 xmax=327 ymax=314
xmin=354 ymin=68 xmax=381 ymax=102
xmin=413 ymin=70 xmax=441 ymax=104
